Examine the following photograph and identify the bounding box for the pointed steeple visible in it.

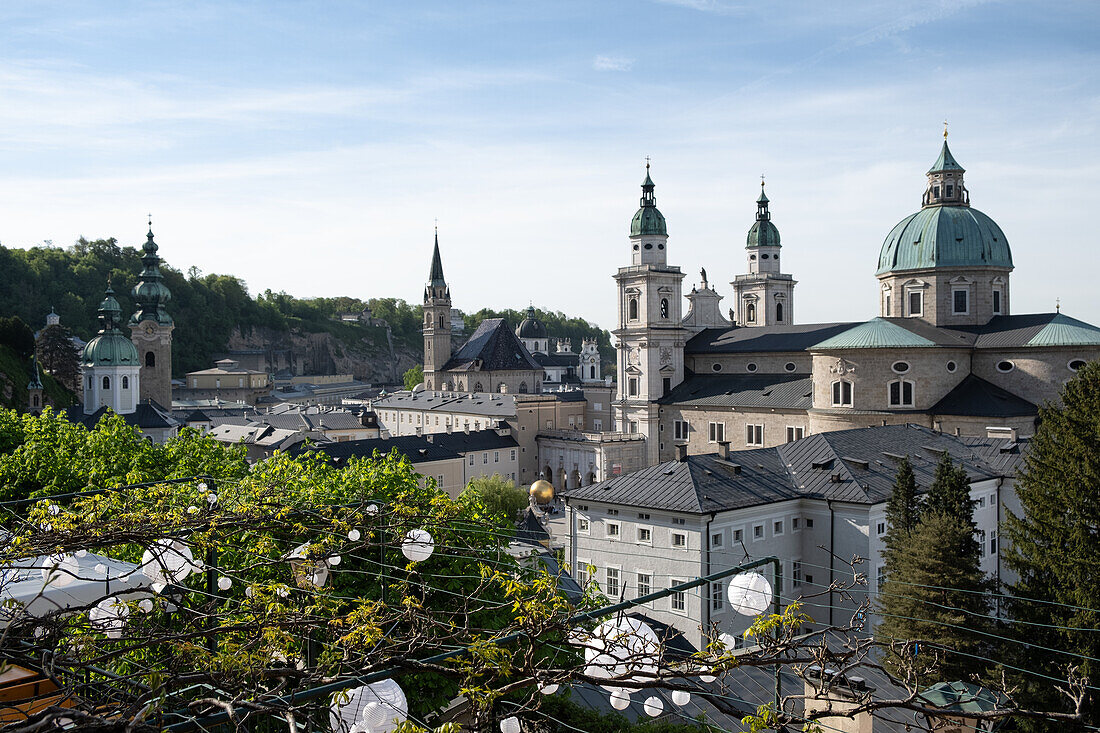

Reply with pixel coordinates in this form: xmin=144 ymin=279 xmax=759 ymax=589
xmin=428 ymin=227 xmax=447 ymax=288
xmin=27 ymin=352 xmax=43 ymax=391
xmin=130 ymin=218 xmax=173 ymax=326
xmin=922 ymin=131 xmax=969 ymax=208
xmin=928 ymin=139 xmax=965 ymax=175
xmin=756 ymin=178 xmax=771 ymax=219
xmin=630 ymin=159 xmax=667 ymax=237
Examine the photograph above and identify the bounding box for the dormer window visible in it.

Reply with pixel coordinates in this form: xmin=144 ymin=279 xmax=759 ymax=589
xmin=946 ymin=184 xmax=954 ymax=197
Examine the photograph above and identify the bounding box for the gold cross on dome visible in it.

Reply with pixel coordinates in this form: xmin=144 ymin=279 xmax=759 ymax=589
xmin=943 ymin=120 xmax=949 ymax=139
xmin=645 ymin=155 xmax=650 ymax=169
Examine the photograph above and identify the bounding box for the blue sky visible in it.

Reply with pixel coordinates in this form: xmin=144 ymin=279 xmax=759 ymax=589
xmin=1 ymin=1 xmax=1098 ymax=329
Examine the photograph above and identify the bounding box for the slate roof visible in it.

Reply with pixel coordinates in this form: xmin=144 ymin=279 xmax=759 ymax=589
xmin=215 ymin=410 xmax=366 ymax=432
xmin=564 ymin=424 xmax=1012 ymax=514
xmin=686 ymin=323 xmax=858 ymax=354
xmin=955 ymin=312 xmax=1100 ymax=348
xmin=533 ymin=351 xmax=579 ymax=368
xmin=658 ymin=373 xmax=812 ymax=410
xmin=67 ymin=400 xmax=180 ymax=431
xmin=430 ymin=428 xmax=519 ymax=453
xmin=442 ymin=318 xmax=542 ymax=372
xmin=298 ymin=434 xmax=462 ymax=464
xmin=373 ymin=390 xmax=517 ymax=418
xmin=931 ymin=374 xmax=1038 ymax=418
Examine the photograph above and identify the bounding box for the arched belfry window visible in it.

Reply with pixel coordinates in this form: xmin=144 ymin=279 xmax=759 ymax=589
xmin=628 ymin=298 xmax=639 ymax=321
xmin=776 ymin=302 xmax=784 ymax=322
xmin=660 ymin=298 xmax=669 ymax=319
xmin=519 ymin=381 xmax=528 ymax=394
xmin=102 ymin=376 xmax=111 ymax=389
xmin=145 ymin=351 xmax=155 ymax=367
xmin=439 ymin=314 xmax=445 ymax=328
xmin=746 ymin=303 xmax=756 ymax=323
xmin=122 ymin=376 xmax=129 ymax=389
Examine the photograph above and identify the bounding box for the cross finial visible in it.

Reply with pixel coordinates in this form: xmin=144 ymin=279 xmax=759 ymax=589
xmin=147 ymin=213 xmax=153 ymax=229
xmin=1056 ymin=297 xmax=1061 ymax=312
xmin=434 ymin=218 xmax=438 ymax=235
xmin=761 ymin=173 xmax=766 ymax=187
xmin=645 ymin=155 xmax=650 ymax=170
xmin=943 ymin=120 xmax=949 ymax=139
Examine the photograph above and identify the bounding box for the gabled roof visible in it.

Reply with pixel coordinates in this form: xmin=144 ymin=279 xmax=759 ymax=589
xmin=442 ymin=318 xmax=542 ymax=372
xmin=658 ymin=373 xmax=812 ymax=410
xmin=564 ymin=424 xmax=1010 ymax=514
xmin=298 ymin=434 xmax=462 ymax=464
xmin=812 ymin=318 xmax=937 ymax=349
xmin=431 ymin=429 xmax=519 ymax=453
xmin=931 ymin=374 xmax=1038 ymax=418
xmin=686 ymin=323 xmax=858 ymax=354
xmin=67 ymin=400 xmax=180 ymax=431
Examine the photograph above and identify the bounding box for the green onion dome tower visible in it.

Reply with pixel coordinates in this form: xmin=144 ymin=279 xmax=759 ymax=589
xmin=82 ymin=283 xmax=141 ymax=415
xmin=128 ymin=222 xmax=174 ymax=407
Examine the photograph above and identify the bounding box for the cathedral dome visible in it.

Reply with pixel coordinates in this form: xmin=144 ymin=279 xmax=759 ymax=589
xmin=83 ymin=286 xmax=140 ymax=367
xmin=876 ymin=203 xmax=1012 ymax=275
xmin=746 ymin=184 xmax=780 ymax=248
xmin=630 ymin=166 xmax=667 ymax=236
xmin=516 ymin=307 xmax=548 ymax=339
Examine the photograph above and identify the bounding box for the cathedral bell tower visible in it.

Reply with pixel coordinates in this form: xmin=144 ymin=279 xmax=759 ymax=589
xmin=731 ymin=180 xmax=796 ymax=327
xmin=128 ymin=222 xmax=174 ymax=407
xmin=613 ymin=162 xmax=687 ymax=465
xmin=422 ymin=229 xmax=452 ymax=391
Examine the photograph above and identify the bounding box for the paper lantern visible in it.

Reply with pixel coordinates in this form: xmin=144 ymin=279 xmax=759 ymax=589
xmin=538 ymin=683 xmax=558 ymax=695
xmin=671 ymin=690 xmax=691 ymax=706
xmin=218 ymin=577 xmax=233 ymax=591
xmin=141 ymin=539 xmax=198 ymax=584
xmin=329 ymin=680 xmax=407 ymax=733
xmin=585 ymin=617 xmax=660 ymax=682
xmin=643 ymin=696 xmax=663 ymax=717
xmin=726 ymin=571 xmax=772 ymax=616
xmin=609 ymin=688 xmax=631 ymax=710
xmin=500 ymin=716 xmax=521 ymax=733
xmin=401 ymin=529 xmax=434 ymax=562
xmin=89 ymin=597 xmax=129 ymax=638
xmin=40 ymin=554 xmax=79 ymax=588
xmin=348 ymin=529 xmax=361 ymax=541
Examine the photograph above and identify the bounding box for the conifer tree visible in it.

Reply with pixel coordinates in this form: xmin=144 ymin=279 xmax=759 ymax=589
xmin=1005 ymin=360 xmax=1100 ymax=724
xmin=883 ymin=456 xmax=920 ymax=562
xmin=923 ymin=451 xmax=974 ymax=524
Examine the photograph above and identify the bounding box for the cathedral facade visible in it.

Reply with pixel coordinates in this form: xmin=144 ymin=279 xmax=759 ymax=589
xmin=614 ymin=137 xmax=1100 ymax=462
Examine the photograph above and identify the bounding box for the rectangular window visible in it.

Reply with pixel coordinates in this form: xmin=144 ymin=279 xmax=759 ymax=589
xmin=638 ymin=513 xmax=650 ymax=520
xmin=437 ymin=474 xmax=445 ymax=486
xmin=711 ymin=532 xmax=723 ymax=548
xmin=792 ymin=561 xmax=802 ymax=587
xmin=977 ymin=496 xmax=986 ymax=508
xmin=708 ymin=422 xmax=725 ymax=442
xmin=594 ymin=402 xmax=602 ymax=411
xmin=671 ymin=532 xmax=687 ymax=548
xmin=577 ymin=516 xmax=590 ymax=534
xmin=889 ymin=381 xmax=914 ymax=407
xmin=663 ymin=377 xmax=671 ymax=396
xmin=753 ymin=524 xmax=764 ymax=540
xmin=670 ymin=581 xmax=686 ymax=612
xmin=637 ymin=526 xmax=652 ymax=544
xmin=876 ymin=565 xmax=886 ymax=592
xmin=990 ymin=530 xmax=998 ymax=555
xmin=674 ymin=420 xmax=689 ymax=440
xmin=483 ymin=453 xmax=489 ymax=464
xmin=746 ymin=424 xmax=763 ymax=446
xmin=494 ymin=451 xmax=499 ymax=463
xmin=993 ymin=288 xmax=1003 ymax=314
xmin=607 ymin=508 xmax=619 ymax=515
xmin=575 ymin=561 xmax=590 ymax=587
xmin=786 ymin=426 xmax=805 ymax=443
xmin=908 ymin=290 xmax=923 ymax=317
xmin=946 ymin=184 xmax=954 ymax=197
xmin=606 ymin=521 xmax=621 ymax=539
xmin=711 ymin=581 xmax=724 ymax=611
xmin=606 ymin=567 xmax=620 ymax=598
xmin=792 ymin=518 xmax=801 ymax=531
xmin=628 ymin=378 xmax=638 ymax=397
xmin=672 ymin=517 xmax=686 ymax=525
xmin=885 ymin=293 xmax=891 ymax=315
xmin=637 ymin=572 xmax=652 ymax=598
xmin=953 ymin=288 xmax=969 ymax=314
xmin=733 ymin=528 xmax=743 ymax=542
xmin=510 ymin=449 xmax=516 ymax=461
xmin=468 ymin=455 xmax=474 ymax=466
xmin=805 ymin=518 xmax=814 ymax=529
xmin=773 ymin=520 xmax=783 ymax=535
xmin=832 ymin=380 xmax=853 ymax=407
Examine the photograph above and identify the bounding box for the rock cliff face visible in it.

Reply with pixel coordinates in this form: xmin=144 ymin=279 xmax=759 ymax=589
xmin=225 ymin=326 xmax=422 ymax=385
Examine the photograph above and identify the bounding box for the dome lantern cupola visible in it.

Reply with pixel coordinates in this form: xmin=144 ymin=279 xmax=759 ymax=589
xmin=83 ymin=283 xmax=139 ymax=368
xmin=922 ymin=128 xmax=969 ymax=208
xmin=130 ymin=223 xmax=173 ymax=326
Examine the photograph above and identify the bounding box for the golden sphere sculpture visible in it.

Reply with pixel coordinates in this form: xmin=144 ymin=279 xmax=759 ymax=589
xmin=529 ymin=479 xmax=554 ymax=505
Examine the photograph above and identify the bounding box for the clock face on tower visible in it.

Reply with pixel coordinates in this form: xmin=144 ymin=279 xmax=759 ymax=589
xmin=143 ymin=323 xmax=156 ymax=337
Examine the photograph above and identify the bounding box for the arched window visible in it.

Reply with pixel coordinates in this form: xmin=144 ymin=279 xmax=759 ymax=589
xmin=122 ymin=376 xmax=129 ymax=389
xmin=145 ymin=351 xmax=155 ymax=367
xmin=425 ymin=313 xmax=431 ymax=326
xmin=746 ymin=303 xmax=756 ymax=323
xmin=831 ymin=380 xmax=853 ymax=407
xmin=590 ymin=365 xmax=596 ymax=378
xmin=473 ymin=382 xmax=483 ymax=393
xmin=888 ymin=379 xmax=914 ymax=407
xmin=32 ymin=394 xmax=40 ymax=407
xmin=776 ymin=302 xmax=784 ymax=322
xmin=628 ymin=298 xmax=639 ymax=321
xmin=102 ymin=376 xmax=111 ymax=389
xmin=519 ymin=381 xmax=528 ymax=393
xmin=439 ymin=314 xmax=445 ymax=328
xmin=660 ymin=298 xmax=669 ymax=319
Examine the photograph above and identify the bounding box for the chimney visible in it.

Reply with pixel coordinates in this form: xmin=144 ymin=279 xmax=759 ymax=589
xmin=716 ymin=440 xmax=730 ymax=460
xmin=675 ymin=444 xmax=688 ymax=462
xmin=464 ymin=424 xmax=470 ymax=434
xmin=446 ymin=423 xmax=453 ymax=434
xmin=425 ymin=434 xmax=434 ymax=443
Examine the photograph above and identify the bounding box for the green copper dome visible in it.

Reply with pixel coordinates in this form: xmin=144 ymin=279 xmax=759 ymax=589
xmin=83 ymin=285 xmax=140 ymax=367
xmin=130 ymin=226 xmax=173 ymax=326
xmin=746 ymin=184 xmax=780 ymax=248
xmin=630 ymin=166 xmax=667 ymax=236
xmin=876 ymin=205 xmax=1012 ymax=275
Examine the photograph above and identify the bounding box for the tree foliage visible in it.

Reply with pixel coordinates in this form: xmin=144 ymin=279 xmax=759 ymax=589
xmin=460 ymin=474 xmax=527 ymax=523
xmin=35 ymin=324 xmax=81 ymax=393
xmin=403 ymin=364 xmax=424 ymax=391
xmin=0 ymin=315 xmax=35 ymax=359
xmin=1005 ymin=359 xmax=1100 ymax=725
xmin=883 ymin=456 xmax=920 ymax=563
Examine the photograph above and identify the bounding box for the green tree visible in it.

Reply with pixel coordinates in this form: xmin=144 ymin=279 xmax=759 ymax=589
xmin=876 ymin=512 xmax=991 ymax=684
xmin=36 ymin=323 xmax=81 ymax=393
xmin=923 ymin=452 xmax=974 ymax=524
xmin=403 ymin=363 xmax=424 ymax=391
xmin=460 ymin=473 xmax=527 ymax=522
xmin=0 ymin=315 xmax=35 ymax=358
xmin=883 ymin=456 xmax=920 ymax=563
xmin=1005 ymin=360 xmax=1100 ymax=725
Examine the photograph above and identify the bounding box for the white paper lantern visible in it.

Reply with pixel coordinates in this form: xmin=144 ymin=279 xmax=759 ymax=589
xmin=585 ymin=617 xmax=660 ymax=682
xmin=538 ymin=683 xmax=558 ymax=695
xmin=643 ymin=696 xmax=663 ymax=717
xmin=401 ymin=529 xmax=434 ymax=562
xmin=89 ymin=597 xmax=129 ymax=638
xmin=138 ymin=599 xmax=154 ymax=613
xmin=584 ymin=652 xmax=618 ymax=687
xmin=218 ymin=576 xmax=233 ymax=591
xmin=329 ymin=679 xmax=407 ymax=733
xmin=141 ymin=539 xmax=198 ymax=585
xmin=328 ymin=555 xmax=342 ymax=567
xmin=40 ymin=555 xmax=79 ymax=588
xmin=366 ymin=504 xmax=379 ymax=516
xmin=500 ymin=716 xmax=521 ymax=733
xmin=75 ymin=550 xmax=88 ymax=558
xmin=718 ymin=632 xmax=738 ymax=649
xmin=699 ymin=673 xmax=717 ymax=683
xmin=47 ymin=504 xmax=60 ymax=516
xmin=726 ymin=571 xmax=773 ymax=616
xmin=362 ymin=702 xmax=389 ymax=729
xmin=671 ymin=690 xmax=691 ymax=706
xmin=94 ymin=563 xmax=107 ymax=575
xmin=609 ymin=688 xmax=631 ymax=710
xmin=348 ymin=529 xmax=361 ymax=541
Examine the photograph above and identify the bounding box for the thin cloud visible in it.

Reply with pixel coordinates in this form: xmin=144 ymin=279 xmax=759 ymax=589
xmin=593 ymin=55 xmax=634 ymax=72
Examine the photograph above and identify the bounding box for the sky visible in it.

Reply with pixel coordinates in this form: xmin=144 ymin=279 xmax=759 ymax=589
xmin=1 ymin=1 xmax=1099 ymax=331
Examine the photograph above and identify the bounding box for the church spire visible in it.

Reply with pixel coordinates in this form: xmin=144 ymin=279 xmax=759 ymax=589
xmin=428 ymin=227 xmax=447 ymax=288
xmin=756 ymin=177 xmax=770 ymax=220
xmin=923 ymin=132 xmax=969 ymax=207
xmin=130 ymin=219 xmax=173 ymax=326
xmin=630 ymin=158 xmax=667 ymax=238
